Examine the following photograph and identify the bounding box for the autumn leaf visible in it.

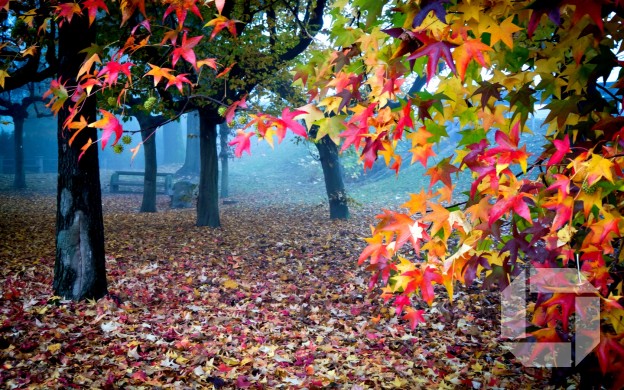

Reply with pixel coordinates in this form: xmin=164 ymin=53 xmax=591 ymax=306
xmin=471 ymin=81 xmax=503 ymax=109
xmin=163 ymin=0 xmax=202 ymax=28
xmin=82 ymin=0 xmax=109 ymax=26
xmin=223 ymin=96 xmax=247 ymax=124
xmin=54 ymin=2 xmax=82 ymax=25
xmin=526 ymin=1 xmax=562 ymax=38
xmin=89 ymin=109 xmax=124 ymax=149
xmin=426 ymin=157 xmax=458 ymax=189
xmin=228 ymin=130 xmax=254 ymax=157
xmin=407 ymin=40 xmax=457 ymax=83
xmin=216 ymin=62 xmax=236 ymax=78
xmin=97 ymin=61 xmax=133 ymax=87
xmin=546 ymin=134 xmax=570 ymax=167
xmin=43 ymin=78 xmax=69 ymax=115
xmin=144 ymin=64 xmax=174 ymax=86
xmin=77 ymin=53 xmax=101 ymax=80
xmin=165 ymin=73 xmax=192 ymax=93
xmin=205 ymin=15 xmax=240 ymax=40
xmin=197 ymin=58 xmax=218 ymax=70
xmin=402 ymin=307 xmax=426 ymax=329
xmin=453 ymin=38 xmax=492 ymax=81
xmin=171 ymin=33 xmax=203 ymax=70
xmin=0 ymin=69 xmax=9 ymax=89
xmin=412 ymin=0 xmax=449 ymax=28
xmin=483 ymin=16 xmax=522 ymax=49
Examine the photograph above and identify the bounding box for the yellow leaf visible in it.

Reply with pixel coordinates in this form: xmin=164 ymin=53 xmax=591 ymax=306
xmin=175 ymin=356 xmax=189 ymax=365
xmin=221 ymin=356 xmax=240 ymax=366
xmin=484 ymin=16 xmax=522 ymax=49
xmin=20 ymin=45 xmax=38 ymax=57
xmin=223 ymin=279 xmax=238 ymax=289
xmin=48 ymin=343 xmax=62 ymax=353
xmin=77 ymin=54 xmax=101 ymax=79
xmin=0 ymin=69 xmax=9 ymax=89
xmin=471 ymin=362 xmax=483 ymax=373
xmin=295 ymin=103 xmax=325 ymax=132
xmin=584 ymin=154 xmax=614 ymax=184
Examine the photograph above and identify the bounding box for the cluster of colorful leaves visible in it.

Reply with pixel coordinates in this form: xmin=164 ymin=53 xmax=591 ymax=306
xmin=3 ymin=0 xmax=245 ymax=157
xmin=237 ymin=0 xmax=624 ymax=385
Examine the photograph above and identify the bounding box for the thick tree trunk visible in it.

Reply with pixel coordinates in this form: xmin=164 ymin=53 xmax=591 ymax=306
xmin=219 ymin=124 xmax=229 ymax=198
xmin=54 ymin=7 xmax=107 ymax=301
xmin=176 ymin=111 xmax=200 ymax=176
xmin=136 ymin=114 xmax=159 ymax=213
xmin=313 ymin=127 xmax=349 ymax=219
xmin=196 ymin=110 xmax=220 ymax=227
xmin=13 ymin=116 xmax=26 ymax=189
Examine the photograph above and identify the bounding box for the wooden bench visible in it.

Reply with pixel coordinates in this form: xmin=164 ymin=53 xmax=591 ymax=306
xmin=110 ymin=171 xmax=173 ymax=194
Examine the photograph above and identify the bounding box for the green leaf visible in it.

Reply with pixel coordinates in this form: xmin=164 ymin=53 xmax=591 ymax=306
xmin=458 ymin=127 xmax=486 ymax=146
xmin=424 ymin=120 xmax=448 ymax=143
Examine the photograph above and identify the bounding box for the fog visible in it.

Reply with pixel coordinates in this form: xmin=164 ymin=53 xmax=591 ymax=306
xmin=0 ymin=105 xmax=549 ymax=207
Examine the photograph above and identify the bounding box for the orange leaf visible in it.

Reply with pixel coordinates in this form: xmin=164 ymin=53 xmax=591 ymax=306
xmin=453 ymin=38 xmax=492 ymax=81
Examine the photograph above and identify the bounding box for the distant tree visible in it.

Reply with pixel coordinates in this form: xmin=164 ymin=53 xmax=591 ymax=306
xmin=219 ymin=123 xmax=232 ymax=198
xmin=0 ymin=82 xmax=51 ymax=189
xmin=177 ymin=111 xmax=200 ymax=176
xmin=191 ymin=0 xmax=328 ymax=227
xmin=133 ymin=110 xmax=165 ymax=213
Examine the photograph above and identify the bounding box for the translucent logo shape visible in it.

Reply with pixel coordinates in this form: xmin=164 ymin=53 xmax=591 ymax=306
xmin=501 ymin=267 xmax=600 ymax=367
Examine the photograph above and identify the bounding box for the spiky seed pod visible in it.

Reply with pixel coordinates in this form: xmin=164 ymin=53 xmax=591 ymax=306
xmin=144 ymin=96 xmax=157 ymax=111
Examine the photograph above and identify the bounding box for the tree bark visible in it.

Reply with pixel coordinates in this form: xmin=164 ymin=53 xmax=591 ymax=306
xmin=135 ymin=113 xmax=160 ymax=213
xmin=312 ymin=126 xmax=349 ymax=219
xmin=219 ymin=124 xmax=230 ymax=199
xmin=54 ymin=5 xmax=107 ymax=301
xmin=13 ymin=115 xmax=26 ymax=189
xmin=176 ymin=111 xmax=200 ymax=176
xmin=197 ymin=109 xmax=220 ymax=227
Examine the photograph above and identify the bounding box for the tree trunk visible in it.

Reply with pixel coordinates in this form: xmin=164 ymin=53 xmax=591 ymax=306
xmin=219 ymin=123 xmax=229 ymax=198
xmin=162 ymin=120 xmax=183 ymax=165
xmin=176 ymin=111 xmax=200 ymax=176
xmin=54 ymin=6 xmax=107 ymax=301
xmin=13 ymin=116 xmax=26 ymax=189
xmin=197 ymin=109 xmax=220 ymax=227
xmin=313 ymin=127 xmax=349 ymax=219
xmin=136 ymin=114 xmax=159 ymax=213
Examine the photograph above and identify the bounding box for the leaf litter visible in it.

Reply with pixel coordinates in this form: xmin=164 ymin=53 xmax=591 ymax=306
xmin=0 ymin=193 xmax=553 ymax=389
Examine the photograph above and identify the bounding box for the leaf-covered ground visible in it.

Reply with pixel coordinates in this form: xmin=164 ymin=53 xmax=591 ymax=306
xmin=0 ymin=188 xmax=557 ymax=389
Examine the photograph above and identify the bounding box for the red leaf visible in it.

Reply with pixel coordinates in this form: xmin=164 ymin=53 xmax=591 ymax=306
xmin=224 ymin=96 xmax=247 ymax=124
xmin=89 ymin=109 xmax=124 ymax=149
xmin=171 ymin=33 xmax=203 ymax=70
xmin=97 ymin=61 xmax=133 ymax=87
xmin=394 ymin=101 xmax=413 ymax=140
xmin=280 ymin=107 xmax=308 ymax=138
xmin=229 ymin=130 xmax=254 ymax=157
xmin=165 ymin=73 xmax=192 ymax=93
xmin=163 ymin=0 xmax=202 ymax=28
xmin=546 ymin=134 xmax=570 ymax=167
xmin=402 ymin=307 xmax=426 ymax=329
xmin=82 ymin=0 xmax=108 ymax=26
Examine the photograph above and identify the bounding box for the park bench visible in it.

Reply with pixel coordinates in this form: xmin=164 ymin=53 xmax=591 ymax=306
xmin=110 ymin=171 xmax=173 ymax=194
xmin=0 ymin=156 xmax=45 ymax=174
